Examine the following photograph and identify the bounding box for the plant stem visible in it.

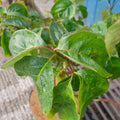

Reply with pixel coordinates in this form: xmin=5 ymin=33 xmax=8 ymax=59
xmin=94 ymin=98 xmax=120 ymax=107
xmin=67 ymin=61 xmax=74 ymax=73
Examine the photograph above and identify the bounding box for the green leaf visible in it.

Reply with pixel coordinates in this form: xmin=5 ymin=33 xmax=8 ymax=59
xmin=7 ymin=3 xmax=28 ymax=17
xmin=56 ymin=31 xmax=111 ymax=78
xmin=51 ymin=0 xmax=76 ymax=19
xmin=29 ymin=11 xmax=40 ymax=19
xmin=0 ymin=18 xmax=28 ymax=28
xmin=0 ymin=7 xmax=7 ymax=14
xmin=78 ymin=5 xmax=87 ymax=18
xmin=105 ymin=57 xmax=120 ymax=79
xmin=1 ymin=30 xmax=45 ymax=69
xmin=76 ymin=69 xmax=109 ymax=118
xmin=28 ymin=11 xmax=44 ymax=29
xmin=48 ymin=78 xmax=79 ymax=120
xmin=40 ymin=47 xmax=54 ymax=58
xmin=71 ymin=73 xmax=80 ymax=91
xmin=62 ymin=19 xmax=79 ymax=32
xmin=9 ymin=29 xmax=45 ymax=56
xmin=1 ymin=29 xmax=12 ymax=57
xmin=49 ymin=21 xmax=65 ymax=45
xmin=41 ymin=30 xmax=51 ymax=44
xmin=102 ymin=9 xmax=111 ymax=22
xmin=89 ymin=21 xmax=107 ymax=35
xmin=14 ymin=56 xmax=54 ymax=114
xmin=75 ymin=0 xmax=86 ymax=5
xmin=105 ymin=22 xmax=120 ymax=56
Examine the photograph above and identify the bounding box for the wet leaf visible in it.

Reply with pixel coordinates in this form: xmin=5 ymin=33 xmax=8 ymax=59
xmin=56 ymin=31 xmax=111 ymax=78
xmin=0 ymin=18 xmax=28 ymax=28
xmin=62 ymin=19 xmax=79 ymax=32
xmin=105 ymin=57 xmax=120 ymax=79
xmin=105 ymin=22 xmax=120 ymax=56
xmin=51 ymin=0 xmax=76 ymax=19
xmin=7 ymin=3 xmax=28 ymax=17
xmin=48 ymin=78 xmax=79 ymax=120
xmin=1 ymin=29 xmax=45 ymax=69
xmin=1 ymin=29 xmax=12 ymax=57
xmin=15 ymin=56 xmax=54 ymax=114
xmin=76 ymin=69 xmax=109 ymax=118
xmin=49 ymin=21 xmax=65 ymax=45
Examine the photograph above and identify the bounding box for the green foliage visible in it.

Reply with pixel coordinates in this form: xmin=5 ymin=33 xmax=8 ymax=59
xmin=51 ymin=0 xmax=76 ymax=19
xmin=89 ymin=21 xmax=107 ymax=35
xmin=49 ymin=21 xmax=65 ymax=45
xmin=1 ymin=29 xmax=45 ymax=68
xmin=7 ymin=3 xmax=28 ymax=17
xmin=71 ymin=73 xmax=80 ymax=91
xmin=9 ymin=29 xmax=45 ymax=56
xmin=78 ymin=5 xmax=87 ymax=18
xmin=56 ymin=31 xmax=110 ymax=77
xmin=62 ymin=19 xmax=79 ymax=32
xmin=41 ymin=29 xmax=51 ymax=44
xmin=105 ymin=22 xmax=120 ymax=56
xmin=1 ymin=29 xmax=12 ymax=57
xmin=0 ymin=7 xmax=7 ymax=14
xmin=76 ymin=69 xmax=109 ymax=118
xmin=1 ymin=2 xmax=120 ymax=120
xmin=105 ymin=57 xmax=120 ymax=79
xmin=15 ymin=56 xmax=54 ymax=113
xmin=0 ymin=18 xmax=28 ymax=28
xmin=48 ymin=78 xmax=79 ymax=120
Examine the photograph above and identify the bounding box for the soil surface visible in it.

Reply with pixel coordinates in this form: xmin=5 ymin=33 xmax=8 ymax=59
xmin=30 ymin=86 xmax=60 ymax=120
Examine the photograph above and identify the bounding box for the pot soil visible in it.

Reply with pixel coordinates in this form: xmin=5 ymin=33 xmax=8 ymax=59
xmin=30 ymin=86 xmax=60 ymax=120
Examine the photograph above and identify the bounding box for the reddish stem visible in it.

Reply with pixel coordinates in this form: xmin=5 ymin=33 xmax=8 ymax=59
xmin=45 ymin=45 xmax=54 ymax=51
xmin=67 ymin=62 xmax=74 ymax=73
xmin=94 ymin=99 xmax=120 ymax=107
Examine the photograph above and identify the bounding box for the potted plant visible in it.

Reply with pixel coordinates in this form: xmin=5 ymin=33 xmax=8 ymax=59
xmin=0 ymin=0 xmax=120 ymax=120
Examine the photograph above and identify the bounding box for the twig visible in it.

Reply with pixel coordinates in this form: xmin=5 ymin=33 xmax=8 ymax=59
xmin=67 ymin=62 xmax=74 ymax=73
xmin=94 ymin=98 xmax=120 ymax=107
xmin=54 ymin=77 xmax=57 ymax=86
xmin=110 ymin=0 xmax=116 ymax=11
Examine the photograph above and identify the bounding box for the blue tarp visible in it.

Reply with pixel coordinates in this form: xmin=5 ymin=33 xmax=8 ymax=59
xmin=83 ymin=0 xmax=120 ymax=25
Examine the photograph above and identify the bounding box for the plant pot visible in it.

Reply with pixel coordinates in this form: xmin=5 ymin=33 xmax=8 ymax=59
xmin=30 ymin=86 xmax=60 ymax=120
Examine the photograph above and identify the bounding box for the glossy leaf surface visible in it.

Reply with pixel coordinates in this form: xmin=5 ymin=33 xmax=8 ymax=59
xmin=56 ymin=31 xmax=111 ymax=78
xmin=49 ymin=21 xmax=65 ymax=45
xmin=105 ymin=22 xmax=120 ymax=56
xmin=1 ymin=29 xmax=12 ymax=57
xmin=0 ymin=7 xmax=6 ymax=14
xmin=105 ymin=57 xmax=120 ymax=79
xmin=48 ymin=78 xmax=79 ymax=120
xmin=78 ymin=5 xmax=87 ymax=18
xmin=51 ymin=0 xmax=76 ymax=19
xmin=14 ymin=56 xmax=54 ymax=113
xmin=77 ymin=69 xmax=109 ymax=118
xmin=9 ymin=29 xmax=45 ymax=56
xmin=0 ymin=18 xmax=28 ymax=28
xmin=7 ymin=3 xmax=28 ymax=17
xmin=89 ymin=21 xmax=107 ymax=35
xmin=1 ymin=30 xmax=45 ymax=69
xmin=41 ymin=30 xmax=51 ymax=44
xmin=71 ymin=73 xmax=80 ymax=91
xmin=75 ymin=0 xmax=85 ymax=5
xmin=62 ymin=19 xmax=79 ymax=32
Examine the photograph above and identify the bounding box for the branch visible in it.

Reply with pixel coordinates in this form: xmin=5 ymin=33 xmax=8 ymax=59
xmin=67 ymin=62 xmax=74 ymax=73
xmin=110 ymin=0 xmax=116 ymax=11
xmin=94 ymin=98 xmax=120 ymax=107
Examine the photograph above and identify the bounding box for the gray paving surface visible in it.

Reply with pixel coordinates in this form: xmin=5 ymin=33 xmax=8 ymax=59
xmin=0 ymin=47 xmax=36 ymax=120
xmin=34 ymin=0 xmax=54 ymax=18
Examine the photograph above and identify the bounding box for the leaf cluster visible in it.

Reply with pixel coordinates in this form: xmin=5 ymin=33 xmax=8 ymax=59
xmin=0 ymin=1 xmax=120 ymax=120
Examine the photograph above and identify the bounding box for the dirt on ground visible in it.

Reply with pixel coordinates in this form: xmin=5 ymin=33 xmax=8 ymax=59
xmin=30 ymin=86 xmax=60 ymax=120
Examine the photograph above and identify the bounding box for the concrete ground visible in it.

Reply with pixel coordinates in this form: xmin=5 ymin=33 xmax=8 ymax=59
xmin=34 ymin=0 xmax=54 ymax=18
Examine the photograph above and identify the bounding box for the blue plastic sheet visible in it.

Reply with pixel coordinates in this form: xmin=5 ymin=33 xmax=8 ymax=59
xmin=82 ymin=0 xmax=120 ymax=25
